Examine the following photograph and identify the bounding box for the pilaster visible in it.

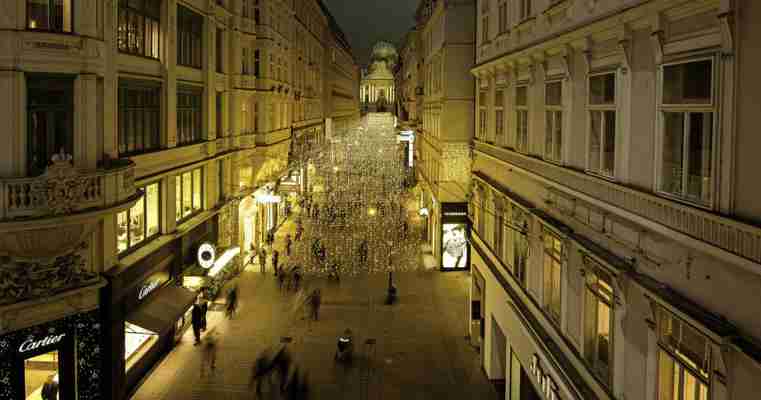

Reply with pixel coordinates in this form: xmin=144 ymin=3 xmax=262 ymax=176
xmin=0 ymin=71 xmax=25 ymax=177
xmin=74 ymin=74 xmax=99 ymax=170
xmin=166 ymin=0 xmax=179 ymax=148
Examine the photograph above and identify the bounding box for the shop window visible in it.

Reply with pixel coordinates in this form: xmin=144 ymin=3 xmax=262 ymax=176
xmin=254 ymin=49 xmax=261 ymax=77
xmin=512 ymin=205 xmax=528 ymax=286
xmin=118 ymin=79 xmax=161 ymax=156
xmin=515 ymin=85 xmax=529 ymax=153
xmin=177 ymin=5 xmax=203 ymax=69
xmin=26 ymin=75 xmax=74 ymax=176
xmin=27 ymin=0 xmax=73 ymax=32
xmin=125 ymin=322 xmax=158 ymax=371
xmin=542 ymin=230 xmax=563 ymax=325
xmin=584 ymin=260 xmax=614 ymax=386
xmin=117 ymin=182 xmax=160 ymax=255
xmin=588 ymin=72 xmax=617 ymax=177
xmin=216 ymin=92 xmax=223 ymax=137
xmin=478 ymin=90 xmax=488 ymax=141
xmin=176 ymin=168 xmax=203 ymax=222
xmin=117 ymin=0 xmax=161 ymax=59
xmin=216 ymin=28 xmax=224 ymax=73
xmin=545 ymin=81 xmax=563 ymax=163
xmin=176 ymin=86 xmax=203 ymax=146
xmin=495 ymin=89 xmax=505 ymax=145
xmin=24 ymin=350 xmax=60 ymax=399
xmin=658 ymin=59 xmax=714 ymax=205
xmin=656 ymin=305 xmax=710 ymax=400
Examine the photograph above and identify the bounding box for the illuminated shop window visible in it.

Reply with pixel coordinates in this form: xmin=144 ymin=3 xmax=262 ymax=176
xmin=656 ymin=306 xmax=710 ymax=400
xmin=117 ymin=183 xmax=160 ymax=255
xmin=125 ymin=322 xmax=158 ymax=371
xmin=542 ymin=230 xmax=563 ymax=325
xmin=24 ymin=350 xmax=60 ymax=399
xmin=175 ymin=168 xmax=203 ymax=222
xmin=584 ymin=260 xmax=614 ymax=386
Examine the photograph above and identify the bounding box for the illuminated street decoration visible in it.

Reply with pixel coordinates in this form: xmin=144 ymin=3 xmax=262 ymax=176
xmin=291 ymin=114 xmax=425 ymax=276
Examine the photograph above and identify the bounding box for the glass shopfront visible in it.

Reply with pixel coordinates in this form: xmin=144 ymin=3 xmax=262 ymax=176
xmin=0 ymin=311 xmax=102 ymax=400
xmin=124 ymin=322 xmax=158 ymax=372
xmin=441 ymin=203 xmax=470 ymax=270
xmin=24 ymin=350 xmax=60 ymax=400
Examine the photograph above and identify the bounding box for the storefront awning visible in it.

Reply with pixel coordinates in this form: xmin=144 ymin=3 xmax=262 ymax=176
xmin=126 ymin=285 xmax=197 ymax=335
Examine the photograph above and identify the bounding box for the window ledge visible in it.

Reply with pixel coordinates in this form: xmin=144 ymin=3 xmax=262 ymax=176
xmin=515 ymin=16 xmax=537 ymax=32
xmin=543 ymin=0 xmax=572 ymax=17
xmin=655 ymin=190 xmax=712 ymax=212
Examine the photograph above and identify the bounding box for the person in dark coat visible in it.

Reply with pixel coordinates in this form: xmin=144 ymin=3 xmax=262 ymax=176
xmin=41 ymin=374 xmax=59 ymax=400
xmin=200 ymin=300 xmax=209 ymax=332
xmin=191 ymin=302 xmax=203 ymax=344
xmin=309 ymin=289 xmax=321 ymax=321
xmin=285 ymin=234 xmax=293 ymax=256
xmin=226 ymin=286 xmax=239 ymax=319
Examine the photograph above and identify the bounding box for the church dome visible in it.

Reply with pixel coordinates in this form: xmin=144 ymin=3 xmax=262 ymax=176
xmin=370 ymin=41 xmax=398 ymax=67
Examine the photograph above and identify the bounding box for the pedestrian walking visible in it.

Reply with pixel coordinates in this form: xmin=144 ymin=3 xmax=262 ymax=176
xmin=272 ymin=346 xmax=292 ymax=392
xmin=285 ymin=234 xmax=292 ymax=256
xmin=272 ymin=250 xmax=280 ymax=276
xmin=259 ymin=246 xmax=267 ymax=273
xmin=267 ymin=229 xmax=275 ymax=246
xmin=309 ymin=289 xmax=321 ymax=321
xmin=226 ymin=285 xmax=239 ymax=319
xmin=41 ymin=374 xmax=58 ymax=400
xmin=295 ymin=223 xmax=303 ymax=241
xmin=200 ymin=330 xmax=218 ymax=378
xmin=200 ymin=299 xmax=209 ymax=332
xmin=292 ymin=270 xmax=302 ymax=292
xmin=191 ymin=302 xmax=203 ymax=345
xmin=250 ymin=350 xmax=274 ymax=395
xmin=278 ymin=269 xmax=287 ymax=292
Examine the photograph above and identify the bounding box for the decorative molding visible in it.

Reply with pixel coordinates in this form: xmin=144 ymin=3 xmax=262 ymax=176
xmin=618 ymin=25 xmax=632 ymax=73
xmin=561 ymin=45 xmax=573 ymax=80
xmin=718 ymin=12 xmax=734 ymax=56
xmin=0 ymin=243 xmax=98 ymax=306
xmin=650 ymin=30 xmax=664 ymax=65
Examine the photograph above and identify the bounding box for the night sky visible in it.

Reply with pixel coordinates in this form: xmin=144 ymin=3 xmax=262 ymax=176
xmin=322 ymin=0 xmax=418 ymax=66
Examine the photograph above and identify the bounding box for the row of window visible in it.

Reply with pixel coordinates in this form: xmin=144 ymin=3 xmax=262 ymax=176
xmin=473 ymin=186 xmax=712 ymax=399
xmin=118 ymin=167 xmax=205 ymax=255
xmin=117 ymin=80 xmax=205 ymax=155
xmin=476 ymin=58 xmax=716 ymax=206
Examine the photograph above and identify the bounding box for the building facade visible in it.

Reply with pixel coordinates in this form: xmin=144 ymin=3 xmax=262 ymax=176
xmin=469 ymin=0 xmax=761 ymax=399
xmin=0 ymin=1 xmax=358 ymax=399
xmin=415 ymin=0 xmax=476 ymax=270
xmin=395 ymin=27 xmax=420 ymax=126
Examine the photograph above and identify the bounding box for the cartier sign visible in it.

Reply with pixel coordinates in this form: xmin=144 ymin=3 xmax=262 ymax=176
xmin=138 ymin=280 xmax=160 ymax=300
xmin=529 ymin=354 xmax=560 ymax=400
xmin=19 ymin=333 xmax=66 ymax=353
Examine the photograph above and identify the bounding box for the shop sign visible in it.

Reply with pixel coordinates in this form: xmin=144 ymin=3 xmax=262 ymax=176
xmin=19 ymin=333 xmax=66 ymax=353
xmin=443 ymin=212 xmax=467 ymax=216
xmin=530 ymin=354 xmax=560 ymax=400
xmin=138 ymin=280 xmax=161 ymax=300
xmin=198 ymin=243 xmax=216 ymax=269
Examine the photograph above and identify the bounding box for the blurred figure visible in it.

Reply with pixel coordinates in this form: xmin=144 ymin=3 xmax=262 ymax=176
xmin=285 ymin=234 xmax=293 ymax=256
xmin=200 ymin=330 xmax=218 ymax=378
xmin=309 ymin=289 xmax=321 ymax=321
xmin=250 ymin=350 xmax=274 ymax=395
xmin=259 ymin=246 xmax=267 ymax=273
xmin=272 ymin=250 xmax=280 ymax=276
xmin=226 ymin=285 xmax=239 ymax=319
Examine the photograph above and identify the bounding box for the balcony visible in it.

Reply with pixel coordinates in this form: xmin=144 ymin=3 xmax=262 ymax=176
xmin=0 ymin=157 xmax=139 ymax=259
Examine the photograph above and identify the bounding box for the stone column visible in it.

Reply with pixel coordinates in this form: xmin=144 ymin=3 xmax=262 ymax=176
xmin=165 ymin=175 xmax=178 ymax=234
xmin=0 ymin=71 xmax=25 ymax=177
xmin=74 ymin=74 xmax=98 ymax=170
xmin=165 ymin=0 xmax=178 ymax=148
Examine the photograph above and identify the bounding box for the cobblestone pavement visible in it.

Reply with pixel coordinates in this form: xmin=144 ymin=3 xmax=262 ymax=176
xmin=131 ymin=216 xmax=498 ymax=400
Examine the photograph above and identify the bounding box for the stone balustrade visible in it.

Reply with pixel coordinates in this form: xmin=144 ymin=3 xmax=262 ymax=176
xmin=0 ymin=159 xmax=136 ymax=221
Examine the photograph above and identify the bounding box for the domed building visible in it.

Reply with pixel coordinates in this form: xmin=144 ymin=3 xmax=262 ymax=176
xmin=361 ymin=41 xmax=398 ymax=112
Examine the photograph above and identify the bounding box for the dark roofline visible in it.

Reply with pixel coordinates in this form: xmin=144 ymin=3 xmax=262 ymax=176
xmin=316 ymin=0 xmax=355 ymax=60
